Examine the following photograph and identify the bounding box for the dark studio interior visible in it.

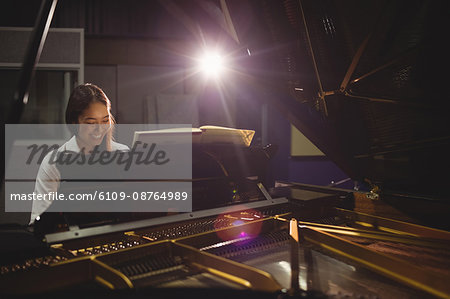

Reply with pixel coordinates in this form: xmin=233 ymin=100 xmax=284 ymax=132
xmin=0 ymin=0 xmax=449 ymax=298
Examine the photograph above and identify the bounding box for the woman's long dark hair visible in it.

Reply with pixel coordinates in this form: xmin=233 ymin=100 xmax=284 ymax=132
xmin=65 ymin=83 xmax=115 ymax=150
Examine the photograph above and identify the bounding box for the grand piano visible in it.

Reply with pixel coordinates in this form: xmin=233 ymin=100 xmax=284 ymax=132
xmin=1 ymin=0 xmax=450 ymax=298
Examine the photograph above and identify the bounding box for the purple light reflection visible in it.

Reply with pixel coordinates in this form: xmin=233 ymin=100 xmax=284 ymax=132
xmin=232 ymin=220 xmax=244 ymax=226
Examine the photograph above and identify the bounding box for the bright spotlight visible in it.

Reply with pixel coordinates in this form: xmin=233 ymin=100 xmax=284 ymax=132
xmin=198 ymin=52 xmax=225 ymax=78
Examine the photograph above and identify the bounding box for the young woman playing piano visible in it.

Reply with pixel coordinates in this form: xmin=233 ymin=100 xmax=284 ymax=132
xmin=30 ymin=83 xmax=129 ymax=224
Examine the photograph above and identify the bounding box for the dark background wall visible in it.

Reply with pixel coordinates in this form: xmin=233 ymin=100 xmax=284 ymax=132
xmin=0 ymin=0 xmax=351 ymax=225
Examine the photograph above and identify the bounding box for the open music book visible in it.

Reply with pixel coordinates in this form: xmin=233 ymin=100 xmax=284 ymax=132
xmin=133 ymin=125 xmax=255 ymax=147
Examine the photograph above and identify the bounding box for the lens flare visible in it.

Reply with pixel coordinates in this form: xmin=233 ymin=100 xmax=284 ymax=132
xmin=198 ymin=52 xmax=225 ymax=78
xmin=213 ymin=208 xmax=263 ymax=244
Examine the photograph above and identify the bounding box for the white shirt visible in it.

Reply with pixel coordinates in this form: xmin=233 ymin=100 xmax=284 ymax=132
xmin=30 ymin=136 xmax=129 ymax=224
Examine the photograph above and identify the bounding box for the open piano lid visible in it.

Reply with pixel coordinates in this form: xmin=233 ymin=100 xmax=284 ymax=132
xmin=226 ymin=0 xmax=450 ymax=200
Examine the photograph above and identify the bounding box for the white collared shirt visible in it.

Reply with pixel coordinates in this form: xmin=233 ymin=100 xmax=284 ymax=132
xmin=30 ymin=136 xmax=129 ymax=224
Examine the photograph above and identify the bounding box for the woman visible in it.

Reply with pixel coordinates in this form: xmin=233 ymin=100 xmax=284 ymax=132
xmin=30 ymin=83 xmax=129 ymax=224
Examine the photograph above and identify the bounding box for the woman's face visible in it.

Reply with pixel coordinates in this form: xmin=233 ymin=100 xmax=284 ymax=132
xmin=76 ymin=101 xmax=111 ymax=150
